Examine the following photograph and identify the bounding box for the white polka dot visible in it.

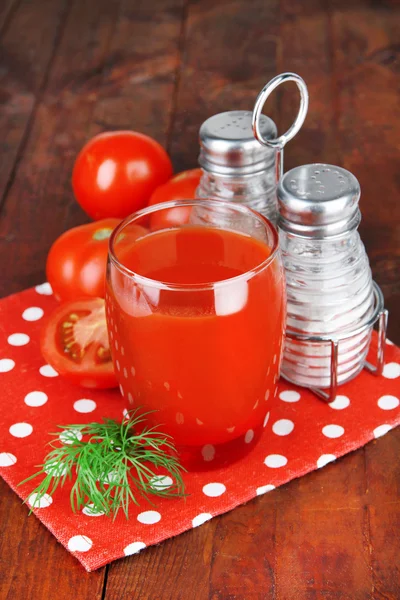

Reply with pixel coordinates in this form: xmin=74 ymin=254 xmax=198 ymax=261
xmin=383 ymin=362 xmax=400 ymax=379
xmin=128 ymin=392 xmax=133 ymax=403
xmin=99 ymin=470 xmax=119 ymax=485
xmin=322 ymin=424 xmax=344 ymax=439
xmin=244 ymin=429 xmax=254 ymax=443
xmin=192 ymin=513 xmax=213 ymax=527
xmin=279 ymin=390 xmax=300 ymax=403
xmin=73 ymin=399 xmax=96 ymax=413
xmin=263 ymin=411 xmax=270 ymax=427
xmin=9 ymin=422 xmax=33 ymax=438
xmin=317 ymin=454 xmax=336 ymax=468
xmin=0 ymin=452 xmax=17 ymax=466
xmin=24 ymin=391 xmax=48 ymax=407
xmin=8 ymin=333 xmax=30 ymax=346
xmin=253 ymin=399 xmax=259 ymax=409
xmin=28 ymin=493 xmax=53 ymax=508
xmin=176 ymin=412 xmax=184 ymax=424
xmin=164 ymin=382 xmax=170 ymax=391
xmin=329 ymin=395 xmax=350 ymax=410
xmin=265 ymin=389 xmax=270 ymax=401
xmin=121 ymin=347 xmax=125 ymax=356
xmin=35 ymin=282 xmax=52 ymax=295
xmin=115 ymin=340 xmax=119 ymax=350
xmin=124 ymin=541 xmax=146 ymax=556
xmin=82 ymin=504 xmax=105 ymax=517
xmin=22 ymin=307 xmax=44 ymax=321
xmin=137 ymin=510 xmax=161 ymax=524
xmin=202 ymin=482 xmax=226 ymax=497
xmin=150 ymin=475 xmax=173 ymax=490
xmin=59 ymin=429 xmax=83 ymax=444
xmin=45 ymin=461 xmax=67 ymax=477
xmin=272 ymin=419 xmax=294 ymax=436
xmin=202 ymin=444 xmax=215 ymax=461
xmin=373 ymin=424 xmax=392 ymax=438
xmin=123 ymin=408 xmax=129 ymax=419
xmin=256 ymin=484 xmax=275 ymax=496
xmin=377 ymin=395 xmax=399 ymax=411
xmin=39 ymin=364 xmax=58 ymax=378
xmin=116 ymin=360 xmax=120 ymax=371
xmin=226 ymin=425 xmax=235 ymax=432
xmin=0 ymin=359 xmax=15 ymax=373
xmin=67 ymin=535 xmax=93 ymax=552
xmin=119 ymin=385 xmax=125 ymax=397
xmin=123 ymin=368 xmax=128 ymax=378
xmin=264 ymin=454 xmax=287 ymax=468
xmin=131 ymin=366 xmax=136 ymax=376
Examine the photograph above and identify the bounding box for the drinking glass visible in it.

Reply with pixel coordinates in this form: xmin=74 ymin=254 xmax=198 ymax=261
xmin=106 ymin=199 xmax=285 ymax=468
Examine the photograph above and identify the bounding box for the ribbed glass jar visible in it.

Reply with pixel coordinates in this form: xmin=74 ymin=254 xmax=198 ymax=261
xmin=280 ymin=229 xmax=375 ymax=388
xmin=196 ymin=169 xmax=277 ymax=223
xmin=196 ymin=110 xmax=278 ymax=224
xmin=277 ymin=163 xmax=375 ymax=389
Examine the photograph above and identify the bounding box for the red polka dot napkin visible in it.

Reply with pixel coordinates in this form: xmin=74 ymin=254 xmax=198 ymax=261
xmin=0 ymin=285 xmax=399 ymax=571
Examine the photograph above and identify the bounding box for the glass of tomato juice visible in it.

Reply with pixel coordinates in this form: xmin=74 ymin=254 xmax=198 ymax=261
xmin=106 ymin=200 xmax=285 ymax=469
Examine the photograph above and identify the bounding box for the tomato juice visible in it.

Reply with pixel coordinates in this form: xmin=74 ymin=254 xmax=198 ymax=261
xmin=106 ymin=207 xmax=285 ymax=466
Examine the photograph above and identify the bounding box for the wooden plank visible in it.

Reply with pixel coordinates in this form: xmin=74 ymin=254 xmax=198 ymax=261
xmin=330 ymin=8 xmax=400 ymax=593
xmin=329 ymin=0 xmax=400 ymax=343
xmin=273 ymin=2 xmax=375 ymax=598
xmin=365 ymin=429 xmax=400 ymax=599
xmin=0 ymin=0 xmax=19 ymax=34
xmin=274 ymin=453 xmax=373 ymax=600
xmin=0 ymin=0 xmax=69 ymax=207
xmin=168 ymin=0 xmax=280 ymax=172
xmin=209 ymin=493 xmax=277 ymax=599
xmin=0 ymin=479 xmax=105 ymax=599
xmin=277 ymin=0 xmax=341 ymax=169
xmin=0 ymin=0 xmax=121 ymax=296
xmin=104 ymin=522 xmax=216 ymax=599
xmin=0 ymin=0 xmax=184 ymax=298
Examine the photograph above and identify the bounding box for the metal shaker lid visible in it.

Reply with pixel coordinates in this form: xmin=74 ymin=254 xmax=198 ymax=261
xmin=199 ymin=110 xmax=277 ymax=176
xmin=278 ymin=164 xmax=361 ymax=238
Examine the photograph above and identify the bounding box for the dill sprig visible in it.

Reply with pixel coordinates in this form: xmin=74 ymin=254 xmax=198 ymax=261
xmin=19 ymin=409 xmax=186 ymax=519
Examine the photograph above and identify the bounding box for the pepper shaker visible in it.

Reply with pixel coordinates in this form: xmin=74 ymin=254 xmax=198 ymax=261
xmin=196 ymin=73 xmax=309 ymax=224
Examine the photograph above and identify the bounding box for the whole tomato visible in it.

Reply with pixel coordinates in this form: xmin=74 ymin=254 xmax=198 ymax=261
xmin=72 ymin=131 xmax=173 ymax=220
xmin=148 ymin=168 xmax=202 ymax=229
xmin=46 ymin=219 xmax=147 ymax=301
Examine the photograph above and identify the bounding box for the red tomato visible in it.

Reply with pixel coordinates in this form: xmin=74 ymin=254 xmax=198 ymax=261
xmin=148 ymin=168 xmax=202 ymax=229
xmin=72 ymin=131 xmax=173 ymax=220
xmin=46 ymin=219 xmax=120 ymax=301
xmin=40 ymin=298 xmax=117 ymax=389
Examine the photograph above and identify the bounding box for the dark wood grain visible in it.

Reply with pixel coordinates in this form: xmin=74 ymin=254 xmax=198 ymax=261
xmin=0 ymin=1 xmax=399 ymax=599
xmin=0 ymin=0 xmax=69 ymax=208
xmin=0 ymin=481 xmax=105 ymax=600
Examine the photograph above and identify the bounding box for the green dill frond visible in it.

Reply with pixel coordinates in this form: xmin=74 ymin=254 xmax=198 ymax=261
xmin=19 ymin=409 xmax=186 ymax=520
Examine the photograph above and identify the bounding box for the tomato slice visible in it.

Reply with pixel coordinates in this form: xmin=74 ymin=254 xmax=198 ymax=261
xmin=41 ymin=298 xmax=117 ymax=389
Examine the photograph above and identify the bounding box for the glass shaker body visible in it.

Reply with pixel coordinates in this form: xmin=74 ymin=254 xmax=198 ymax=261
xmin=196 ymin=111 xmax=278 ymax=223
xmin=280 ymin=228 xmax=375 ymax=388
xmin=278 ymin=164 xmax=376 ymax=389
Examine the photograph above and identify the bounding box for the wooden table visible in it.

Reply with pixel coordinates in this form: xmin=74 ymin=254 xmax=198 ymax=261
xmin=0 ymin=0 xmax=399 ymax=598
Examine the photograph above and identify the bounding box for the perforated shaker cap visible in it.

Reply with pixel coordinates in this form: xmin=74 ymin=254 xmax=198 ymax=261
xmin=198 ymin=111 xmax=277 ymax=176
xmin=278 ymin=164 xmax=361 ymax=238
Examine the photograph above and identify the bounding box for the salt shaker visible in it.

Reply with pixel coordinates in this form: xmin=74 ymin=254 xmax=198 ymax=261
xmin=277 ymin=164 xmax=388 ymax=400
xmin=196 ymin=73 xmax=309 ymax=223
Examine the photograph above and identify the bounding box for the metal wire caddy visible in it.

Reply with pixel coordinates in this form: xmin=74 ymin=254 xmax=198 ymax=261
xmin=283 ymin=281 xmax=388 ymax=403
